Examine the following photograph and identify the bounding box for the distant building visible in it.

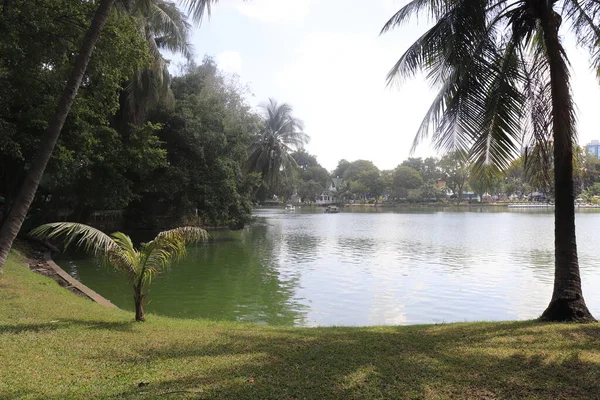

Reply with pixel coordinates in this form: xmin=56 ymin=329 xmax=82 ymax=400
xmin=316 ymin=192 xmax=336 ymax=205
xmin=586 ymin=140 xmax=600 ymax=158
xmin=316 ymin=177 xmax=343 ymax=205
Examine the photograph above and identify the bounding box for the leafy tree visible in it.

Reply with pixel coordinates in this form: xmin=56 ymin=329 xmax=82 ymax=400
xmin=349 ymin=181 xmax=369 ymax=200
xmin=43 ymin=123 xmax=166 ymax=223
xmin=247 ymin=99 xmax=309 ymax=189
xmin=421 ymin=180 xmax=445 ymax=201
xmin=0 ymin=0 xmax=216 ymax=271
xmin=583 ymin=156 xmax=600 ymax=190
xmin=332 ymin=159 xmax=351 ymax=179
xmin=343 ymin=160 xmax=378 ymax=181
xmin=298 ymin=180 xmax=324 ymax=203
xmin=401 ymin=158 xmax=425 ymax=172
xmin=302 ymin=166 xmax=330 ymax=189
xmin=581 ymin=182 xmax=600 ymax=203
xmin=383 ymin=0 xmax=599 ymax=321
xmin=439 ymin=153 xmax=470 ymax=202
xmin=0 ymin=0 xmax=149 ymax=226
xmin=407 ymin=188 xmax=424 ymax=203
xmin=31 ymin=222 xmax=207 ymax=321
xmin=132 ymin=59 xmax=260 ymax=229
xmin=292 ymin=150 xmax=320 ymax=171
xmin=343 ymin=160 xmax=381 ymax=200
xmin=422 ymin=157 xmax=442 ymax=182
xmin=379 ymin=170 xmax=394 ymax=198
xmin=392 ymin=166 xmax=423 ymax=199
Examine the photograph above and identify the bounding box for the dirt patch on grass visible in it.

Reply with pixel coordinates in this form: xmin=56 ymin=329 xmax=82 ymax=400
xmin=14 ymin=240 xmax=88 ymax=300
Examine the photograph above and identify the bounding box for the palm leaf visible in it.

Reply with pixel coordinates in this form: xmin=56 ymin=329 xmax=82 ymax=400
xmin=29 ymin=222 xmax=117 ymax=257
xmin=179 ymin=0 xmax=218 ymax=24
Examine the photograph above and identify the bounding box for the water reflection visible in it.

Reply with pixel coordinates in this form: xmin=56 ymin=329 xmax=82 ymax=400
xmin=56 ymin=207 xmax=600 ymax=327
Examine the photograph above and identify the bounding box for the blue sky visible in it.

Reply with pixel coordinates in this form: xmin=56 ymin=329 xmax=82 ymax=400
xmin=174 ymin=0 xmax=600 ymax=171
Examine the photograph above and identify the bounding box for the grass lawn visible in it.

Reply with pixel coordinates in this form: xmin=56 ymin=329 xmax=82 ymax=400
xmin=1 ymin=249 xmax=600 ymax=399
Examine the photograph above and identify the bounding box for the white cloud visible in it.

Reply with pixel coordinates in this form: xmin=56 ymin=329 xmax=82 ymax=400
xmin=235 ymin=0 xmax=311 ymax=22
xmin=215 ymin=51 xmax=243 ymax=74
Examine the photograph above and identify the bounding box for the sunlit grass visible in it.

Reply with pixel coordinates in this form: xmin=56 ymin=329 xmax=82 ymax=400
xmin=1 ymin=249 xmax=600 ymax=399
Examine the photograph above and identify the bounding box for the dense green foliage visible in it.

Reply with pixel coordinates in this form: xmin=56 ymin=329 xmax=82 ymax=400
xmin=0 ymin=0 xmax=151 ymax=227
xmin=128 ymin=60 xmax=262 ymax=229
xmin=0 ymin=1 xmax=265 ymax=231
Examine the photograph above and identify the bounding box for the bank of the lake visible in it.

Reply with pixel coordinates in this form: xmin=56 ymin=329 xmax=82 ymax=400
xmin=2 ymin=249 xmax=600 ymax=399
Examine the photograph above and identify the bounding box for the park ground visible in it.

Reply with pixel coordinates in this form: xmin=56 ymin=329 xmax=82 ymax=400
xmin=1 ymin=249 xmax=600 ymax=399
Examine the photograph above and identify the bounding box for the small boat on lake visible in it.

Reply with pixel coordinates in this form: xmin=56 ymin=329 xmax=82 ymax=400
xmin=285 ymin=204 xmax=295 ymax=211
xmin=325 ymin=205 xmax=340 ymax=213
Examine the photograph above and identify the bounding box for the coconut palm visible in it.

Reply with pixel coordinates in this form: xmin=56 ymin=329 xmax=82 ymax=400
xmin=30 ymin=223 xmax=208 ymax=321
xmin=247 ymin=99 xmax=309 ymax=189
xmin=0 ymin=0 xmax=217 ymax=272
xmin=382 ymin=0 xmax=600 ymax=321
xmin=121 ymin=0 xmax=193 ymax=123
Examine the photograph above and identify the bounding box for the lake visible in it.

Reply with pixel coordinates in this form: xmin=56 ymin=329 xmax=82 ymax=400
xmin=55 ymin=207 xmax=600 ymax=327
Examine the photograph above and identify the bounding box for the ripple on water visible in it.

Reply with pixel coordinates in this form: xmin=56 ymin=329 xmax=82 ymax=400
xmin=56 ymin=208 xmax=600 ymax=326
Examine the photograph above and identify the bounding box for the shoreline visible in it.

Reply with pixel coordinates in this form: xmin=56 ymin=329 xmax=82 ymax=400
xmin=2 ymin=249 xmax=600 ymax=399
xmin=18 ymin=240 xmax=117 ymax=309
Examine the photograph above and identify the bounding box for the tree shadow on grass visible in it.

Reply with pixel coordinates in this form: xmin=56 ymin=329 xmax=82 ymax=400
xmin=0 ymin=319 xmax=135 ymax=334
xmin=81 ymin=321 xmax=600 ymax=399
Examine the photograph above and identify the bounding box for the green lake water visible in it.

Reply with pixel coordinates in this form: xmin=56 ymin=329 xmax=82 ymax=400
xmin=55 ymin=207 xmax=600 ymax=326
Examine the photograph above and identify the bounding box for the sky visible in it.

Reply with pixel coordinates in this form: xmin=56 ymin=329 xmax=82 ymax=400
xmin=173 ymin=0 xmax=600 ymax=172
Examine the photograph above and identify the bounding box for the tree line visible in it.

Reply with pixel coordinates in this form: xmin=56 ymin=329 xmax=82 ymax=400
xmin=264 ymin=145 xmax=600 ymax=205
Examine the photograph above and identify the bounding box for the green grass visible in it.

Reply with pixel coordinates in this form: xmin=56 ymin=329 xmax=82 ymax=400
xmin=2 ymin=250 xmax=600 ymax=399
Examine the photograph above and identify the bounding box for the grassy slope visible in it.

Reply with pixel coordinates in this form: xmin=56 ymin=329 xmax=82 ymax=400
xmin=1 ymin=251 xmax=600 ymax=399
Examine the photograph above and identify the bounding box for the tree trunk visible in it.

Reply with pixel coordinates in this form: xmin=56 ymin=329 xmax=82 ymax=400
xmin=539 ymin=6 xmax=595 ymax=322
xmin=0 ymin=0 xmax=116 ymax=273
xmin=134 ymin=289 xmax=146 ymax=322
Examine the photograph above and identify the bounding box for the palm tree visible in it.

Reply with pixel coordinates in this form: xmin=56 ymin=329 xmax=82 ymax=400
xmin=382 ymin=0 xmax=600 ymax=322
xmin=122 ymin=0 xmax=194 ymax=124
xmin=247 ymin=99 xmax=309 ymax=189
xmin=0 ymin=0 xmax=217 ymax=273
xmin=30 ymin=223 xmax=208 ymax=321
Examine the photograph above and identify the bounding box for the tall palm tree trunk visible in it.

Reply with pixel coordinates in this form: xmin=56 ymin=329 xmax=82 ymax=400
xmin=539 ymin=6 xmax=595 ymax=322
xmin=0 ymin=0 xmax=116 ymax=272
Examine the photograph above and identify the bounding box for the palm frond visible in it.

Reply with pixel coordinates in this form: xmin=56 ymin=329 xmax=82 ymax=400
xmin=564 ymin=0 xmax=600 ymax=79
xmin=179 ymin=0 xmax=218 ymax=25
xmin=150 ymin=0 xmax=193 ymax=59
xmin=381 ymin=0 xmax=450 ymax=34
xmin=384 ymin=0 xmax=549 ymax=172
xmin=29 ymin=223 xmax=117 ymax=257
xmin=469 ymin=39 xmax=524 ymax=171
xmin=248 ymin=99 xmax=309 ymax=186
xmin=157 ymin=226 xmax=210 ymax=248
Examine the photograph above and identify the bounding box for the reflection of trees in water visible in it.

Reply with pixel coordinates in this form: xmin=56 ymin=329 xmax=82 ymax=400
xmin=511 ymin=249 xmax=554 ymax=285
xmin=281 ymin=233 xmax=321 ymax=264
xmin=336 ymin=237 xmax=377 ymax=265
xmin=392 ymin=238 xmax=476 ymax=274
xmin=176 ymin=224 xmax=308 ymax=326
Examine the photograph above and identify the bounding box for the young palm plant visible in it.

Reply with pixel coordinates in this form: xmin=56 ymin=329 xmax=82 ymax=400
xmin=30 ymin=223 xmax=208 ymax=321
xmin=382 ymin=0 xmax=600 ymax=322
xmin=247 ymin=99 xmax=310 ymax=189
